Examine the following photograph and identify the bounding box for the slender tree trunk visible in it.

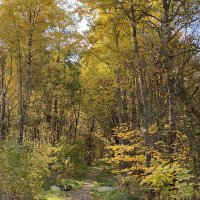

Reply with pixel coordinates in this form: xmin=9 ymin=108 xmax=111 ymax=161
xmin=116 ymin=67 xmax=124 ymax=125
xmin=24 ymin=13 xmax=33 ymax=137
xmin=85 ymin=118 xmax=95 ymax=166
xmin=18 ymin=38 xmax=24 ymax=145
xmin=114 ymin=25 xmax=126 ymax=126
xmin=73 ymin=104 xmax=80 ymax=144
xmin=130 ymin=5 xmax=151 ymax=167
xmin=162 ymin=0 xmax=176 ymax=160
xmin=0 ymin=52 xmax=6 ymax=140
xmin=25 ymin=31 xmax=32 ymax=122
xmin=122 ymin=90 xmax=128 ymax=123
xmin=131 ymin=92 xmax=137 ymax=130
xmin=10 ymin=8 xmax=25 ymax=144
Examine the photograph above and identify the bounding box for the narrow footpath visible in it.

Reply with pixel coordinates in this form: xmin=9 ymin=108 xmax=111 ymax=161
xmin=70 ymin=167 xmax=103 ymax=200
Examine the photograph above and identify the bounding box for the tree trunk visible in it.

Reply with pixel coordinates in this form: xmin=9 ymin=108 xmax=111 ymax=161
xmin=18 ymin=38 xmax=24 ymax=145
xmin=73 ymin=104 xmax=80 ymax=144
xmin=162 ymin=0 xmax=176 ymax=160
xmin=25 ymin=30 xmax=32 ymax=124
xmin=24 ymin=13 xmax=33 ymax=138
xmin=130 ymin=5 xmax=151 ymax=167
xmin=0 ymin=51 xmax=6 ymax=140
xmin=116 ymin=67 xmax=124 ymax=125
xmin=85 ymin=118 xmax=95 ymax=166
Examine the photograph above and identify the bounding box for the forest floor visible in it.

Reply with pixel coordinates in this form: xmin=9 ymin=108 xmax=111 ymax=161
xmin=45 ymin=166 xmax=126 ymax=200
xmin=69 ymin=166 xmax=103 ymax=200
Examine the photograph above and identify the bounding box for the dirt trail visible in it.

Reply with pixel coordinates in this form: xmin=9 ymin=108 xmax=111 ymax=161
xmin=70 ymin=167 xmax=103 ymax=200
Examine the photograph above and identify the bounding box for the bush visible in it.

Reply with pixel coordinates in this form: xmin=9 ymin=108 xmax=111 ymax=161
xmin=119 ymin=176 xmax=147 ymax=200
xmin=141 ymin=164 xmax=199 ymax=200
xmin=0 ymin=141 xmax=51 ymax=199
xmin=50 ymin=140 xmax=86 ymax=180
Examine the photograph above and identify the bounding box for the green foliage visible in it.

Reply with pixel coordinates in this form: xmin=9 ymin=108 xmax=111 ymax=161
xmin=0 ymin=140 xmax=87 ymax=199
xmin=66 ymin=179 xmax=84 ymax=190
xmin=142 ymin=164 xmax=199 ymax=200
xmin=92 ymin=168 xmax=145 ymax=200
xmin=0 ymin=141 xmax=51 ymax=199
xmin=92 ymin=190 xmax=127 ymax=200
xmin=0 ymin=0 xmax=199 ymax=199
xmin=50 ymin=140 xmax=87 ymax=181
xmin=36 ymin=179 xmax=83 ymax=200
xmin=92 ymin=169 xmax=126 ymax=200
xmin=36 ymin=190 xmax=70 ymax=200
xmin=108 ymin=125 xmax=199 ymax=199
xmin=95 ymin=169 xmax=116 ymax=187
xmin=119 ymin=176 xmax=147 ymax=200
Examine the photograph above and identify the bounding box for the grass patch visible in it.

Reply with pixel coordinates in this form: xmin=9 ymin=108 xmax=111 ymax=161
xmin=36 ymin=190 xmax=70 ymax=200
xmin=65 ymin=179 xmax=84 ymax=190
xmin=95 ymin=169 xmax=116 ymax=187
xmin=36 ymin=178 xmax=84 ymax=200
xmin=36 ymin=179 xmax=83 ymax=200
xmin=92 ymin=190 xmax=127 ymax=200
xmin=73 ymin=165 xmax=91 ymax=180
xmin=36 ymin=166 xmax=91 ymax=200
xmin=91 ymin=168 xmax=127 ymax=200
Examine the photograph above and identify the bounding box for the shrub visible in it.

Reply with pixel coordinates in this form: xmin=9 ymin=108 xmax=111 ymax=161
xmin=50 ymin=140 xmax=86 ymax=177
xmin=141 ymin=164 xmax=199 ymax=200
xmin=0 ymin=141 xmax=51 ymax=199
xmin=119 ymin=176 xmax=147 ymax=200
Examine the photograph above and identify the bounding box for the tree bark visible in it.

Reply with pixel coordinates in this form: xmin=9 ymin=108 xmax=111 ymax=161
xmin=73 ymin=104 xmax=80 ymax=144
xmin=18 ymin=38 xmax=24 ymax=145
xmin=130 ymin=5 xmax=151 ymax=167
xmin=0 ymin=50 xmax=6 ymax=140
xmin=24 ymin=12 xmax=33 ymax=139
xmin=162 ymin=0 xmax=176 ymax=159
xmin=85 ymin=118 xmax=95 ymax=166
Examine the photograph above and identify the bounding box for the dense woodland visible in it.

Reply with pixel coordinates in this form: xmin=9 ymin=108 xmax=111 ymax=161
xmin=0 ymin=0 xmax=199 ymax=199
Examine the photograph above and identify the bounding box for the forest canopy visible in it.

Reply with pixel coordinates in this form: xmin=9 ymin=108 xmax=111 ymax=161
xmin=0 ymin=0 xmax=199 ymax=199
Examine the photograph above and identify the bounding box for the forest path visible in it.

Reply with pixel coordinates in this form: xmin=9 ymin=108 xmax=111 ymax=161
xmin=69 ymin=166 xmax=103 ymax=200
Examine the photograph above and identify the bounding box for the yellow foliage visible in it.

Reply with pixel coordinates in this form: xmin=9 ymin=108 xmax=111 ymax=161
xmin=148 ymin=123 xmax=158 ymax=134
